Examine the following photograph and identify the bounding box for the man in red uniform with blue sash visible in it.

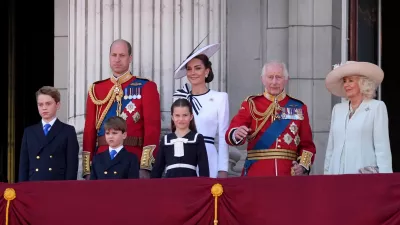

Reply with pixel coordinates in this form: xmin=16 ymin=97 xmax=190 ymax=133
xmin=82 ymin=39 xmax=161 ymax=179
xmin=225 ymin=61 xmax=316 ymax=176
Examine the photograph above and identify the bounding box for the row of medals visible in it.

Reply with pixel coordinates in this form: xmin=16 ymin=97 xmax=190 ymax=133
xmin=123 ymin=87 xmax=142 ymax=100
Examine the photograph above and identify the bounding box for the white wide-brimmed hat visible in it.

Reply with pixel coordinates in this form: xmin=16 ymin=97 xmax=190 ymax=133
xmin=325 ymin=61 xmax=384 ymax=97
xmin=174 ymin=43 xmax=220 ymax=79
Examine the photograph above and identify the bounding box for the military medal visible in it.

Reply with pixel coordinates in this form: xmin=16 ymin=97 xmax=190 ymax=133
xmin=129 ymin=88 xmax=134 ymax=99
xmin=124 ymin=88 xmax=128 ymax=100
xmin=133 ymin=111 xmax=140 ymax=123
xmin=137 ymin=88 xmax=142 ymax=99
xmin=133 ymin=88 xmax=138 ymax=99
xmin=126 ymin=101 xmax=136 ymax=114
xmin=120 ymin=112 xmax=128 ymax=120
xmin=289 ymin=122 xmax=298 ymax=135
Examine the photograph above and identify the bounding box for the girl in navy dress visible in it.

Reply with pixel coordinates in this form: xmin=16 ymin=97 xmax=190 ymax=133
xmin=151 ymin=99 xmax=209 ymax=178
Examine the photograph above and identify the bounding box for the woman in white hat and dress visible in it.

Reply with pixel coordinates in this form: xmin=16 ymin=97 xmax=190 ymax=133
xmin=324 ymin=61 xmax=392 ymax=174
xmin=173 ymin=43 xmax=229 ymax=178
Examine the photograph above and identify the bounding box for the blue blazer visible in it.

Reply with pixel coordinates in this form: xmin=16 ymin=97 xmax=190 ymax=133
xmin=90 ymin=148 xmax=139 ymax=180
xmin=18 ymin=119 xmax=80 ymax=182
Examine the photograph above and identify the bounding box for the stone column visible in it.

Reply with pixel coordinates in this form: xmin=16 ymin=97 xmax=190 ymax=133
xmin=287 ymin=0 xmax=342 ymax=174
xmin=67 ymin=0 xmax=240 ymax=177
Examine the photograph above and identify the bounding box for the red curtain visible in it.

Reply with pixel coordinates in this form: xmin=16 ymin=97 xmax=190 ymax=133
xmin=1 ymin=174 xmax=400 ymax=225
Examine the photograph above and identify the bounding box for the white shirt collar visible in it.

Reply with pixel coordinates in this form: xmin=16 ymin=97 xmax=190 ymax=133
xmin=109 ymin=145 xmax=124 ymax=154
xmin=42 ymin=117 xmax=57 ymax=128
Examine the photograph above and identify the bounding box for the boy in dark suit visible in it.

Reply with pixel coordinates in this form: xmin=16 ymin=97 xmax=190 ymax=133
xmin=18 ymin=86 xmax=80 ymax=182
xmin=90 ymin=116 xmax=139 ymax=180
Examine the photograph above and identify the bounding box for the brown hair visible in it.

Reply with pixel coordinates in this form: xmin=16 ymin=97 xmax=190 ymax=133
xmin=104 ymin=116 xmax=127 ymax=133
xmin=186 ymin=54 xmax=214 ymax=83
xmin=35 ymin=86 xmax=61 ymax=103
xmin=171 ymin=99 xmax=197 ymax=132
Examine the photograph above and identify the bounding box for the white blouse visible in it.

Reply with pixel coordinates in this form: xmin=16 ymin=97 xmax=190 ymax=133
xmin=173 ymin=83 xmax=229 ymax=177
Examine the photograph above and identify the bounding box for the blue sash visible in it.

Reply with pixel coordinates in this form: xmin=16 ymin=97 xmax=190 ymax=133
xmin=97 ymin=78 xmax=148 ymax=136
xmin=243 ymin=98 xmax=303 ymax=175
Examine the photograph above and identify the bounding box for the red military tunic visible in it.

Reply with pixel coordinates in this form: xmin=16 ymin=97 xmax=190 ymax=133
xmin=225 ymin=91 xmax=316 ymax=176
xmin=82 ymin=72 xmax=161 ymax=176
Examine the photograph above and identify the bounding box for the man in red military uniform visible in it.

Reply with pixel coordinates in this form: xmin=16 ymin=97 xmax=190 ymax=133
xmin=82 ymin=39 xmax=161 ymax=179
xmin=225 ymin=61 xmax=316 ymax=176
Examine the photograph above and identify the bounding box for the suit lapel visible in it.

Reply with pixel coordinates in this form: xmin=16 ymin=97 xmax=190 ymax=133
xmin=105 ymin=149 xmax=127 ymax=170
xmin=37 ymin=119 xmax=64 ymax=155
xmin=351 ymin=99 xmax=370 ymax=119
xmin=33 ymin=122 xmax=47 ymax=155
xmin=45 ymin=119 xmax=63 ymax=143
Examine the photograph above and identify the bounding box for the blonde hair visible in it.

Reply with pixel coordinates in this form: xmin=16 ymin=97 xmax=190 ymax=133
xmin=358 ymin=76 xmax=377 ymax=99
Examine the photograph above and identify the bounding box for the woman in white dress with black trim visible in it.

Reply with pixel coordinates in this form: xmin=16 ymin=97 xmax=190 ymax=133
xmin=173 ymin=43 xmax=229 ymax=178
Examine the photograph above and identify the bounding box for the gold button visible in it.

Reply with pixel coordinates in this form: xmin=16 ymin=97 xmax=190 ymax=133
xmin=36 ymin=156 xmax=40 ymax=159
xmin=49 ymin=168 xmax=52 ymax=171
xmin=49 ymin=155 xmax=53 ymax=158
xmin=114 ymin=171 xmax=117 ymax=174
xmin=35 ymin=168 xmax=39 ymax=172
xmin=104 ymin=171 xmax=108 ymax=174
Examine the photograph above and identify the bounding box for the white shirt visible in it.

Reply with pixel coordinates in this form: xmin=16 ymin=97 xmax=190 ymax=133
xmin=109 ymin=145 xmax=124 ymax=157
xmin=41 ymin=117 xmax=57 ymax=131
xmin=173 ymin=83 xmax=230 ymax=177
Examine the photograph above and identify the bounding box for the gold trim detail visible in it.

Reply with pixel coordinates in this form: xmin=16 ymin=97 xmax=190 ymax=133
xmin=227 ymin=128 xmax=238 ymax=145
xmin=140 ymin=145 xmax=156 ymax=170
xmin=82 ymin=151 xmax=91 ymax=176
xmin=264 ymin=90 xmax=286 ymax=102
xmin=211 ymin=183 xmax=223 ymax=225
xmin=247 ymin=98 xmax=277 ymax=140
xmin=4 ymin=188 xmax=16 ymax=225
xmin=247 ymin=149 xmax=298 ymax=161
xmin=88 ymin=72 xmax=133 ymax=130
xmin=299 ymin=150 xmax=313 ymax=170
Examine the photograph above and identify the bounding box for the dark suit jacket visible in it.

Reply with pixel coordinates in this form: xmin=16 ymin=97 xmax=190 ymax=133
xmin=90 ymin=148 xmax=139 ymax=180
xmin=18 ymin=119 xmax=80 ymax=182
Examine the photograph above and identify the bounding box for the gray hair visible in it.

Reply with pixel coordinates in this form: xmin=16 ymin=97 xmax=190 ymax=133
xmin=261 ymin=61 xmax=289 ymax=79
xmin=358 ymin=76 xmax=377 ymax=99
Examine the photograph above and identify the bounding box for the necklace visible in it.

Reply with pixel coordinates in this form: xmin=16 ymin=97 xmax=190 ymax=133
xmin=349 ymin=103 xmax=360 ymax=119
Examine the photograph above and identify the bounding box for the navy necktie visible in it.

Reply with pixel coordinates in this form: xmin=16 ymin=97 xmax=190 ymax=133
xmin=43 ymin=124 xmax=51 ymax=136
xmin=110 ymin=150 xmax=117 ymax=160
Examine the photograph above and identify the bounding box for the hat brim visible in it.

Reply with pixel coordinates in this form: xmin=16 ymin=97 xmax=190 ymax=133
xmin=174 ymin=43 xmax=221 ymax=79
xmin=325 ymin=62 xmax=384 ymax=97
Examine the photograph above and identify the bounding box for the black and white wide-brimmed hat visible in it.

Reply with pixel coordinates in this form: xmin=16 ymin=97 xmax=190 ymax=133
xmin=174 ymin=43 xmax=220 ymax=79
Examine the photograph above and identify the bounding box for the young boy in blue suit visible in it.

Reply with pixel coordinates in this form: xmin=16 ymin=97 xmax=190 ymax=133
xmin=18 ymin=86 xmax=79 ymax=182
xmin=90 ymin=116 xmax=139 ymax=180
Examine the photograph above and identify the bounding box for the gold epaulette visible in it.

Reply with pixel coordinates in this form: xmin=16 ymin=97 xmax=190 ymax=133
xmin=244 ymin=93 xmax=263 ymax=102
